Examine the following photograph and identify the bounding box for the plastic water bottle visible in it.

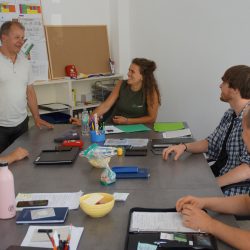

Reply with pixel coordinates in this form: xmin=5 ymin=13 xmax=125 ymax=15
xmin=82 ymin=109 xmax=89 ymax=135
xmin=0 ymin=161 xmax=16 ymax=219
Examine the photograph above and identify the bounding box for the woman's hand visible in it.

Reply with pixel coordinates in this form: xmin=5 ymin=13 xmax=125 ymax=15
xmin=112 ymin=116 xmax=128 ymax=124
xmin=69 ymin=117 xmax=81 ymax=126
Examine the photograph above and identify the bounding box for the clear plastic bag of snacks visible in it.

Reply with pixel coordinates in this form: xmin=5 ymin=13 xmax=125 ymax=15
xmin=100 ymin=167 xmax=116 ymax=185
xmin=80 ymin=143 xmax=117 ymax=168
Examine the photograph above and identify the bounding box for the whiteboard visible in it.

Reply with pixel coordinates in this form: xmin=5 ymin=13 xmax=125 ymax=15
xmin=0 ymin=0 xmax=48 ymax=80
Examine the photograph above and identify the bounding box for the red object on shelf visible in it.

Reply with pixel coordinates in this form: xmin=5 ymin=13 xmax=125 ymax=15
xmin=65 ymin=65 xmax=78 ymax=78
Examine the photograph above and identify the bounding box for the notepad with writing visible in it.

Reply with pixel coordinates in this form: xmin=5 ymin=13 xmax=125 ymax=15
xmin=16 ymin=207 xmax=68 ymax=224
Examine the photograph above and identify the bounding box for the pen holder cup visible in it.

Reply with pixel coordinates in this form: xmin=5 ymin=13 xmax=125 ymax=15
xmin=90 ymin=130 xmax=105 ymax=143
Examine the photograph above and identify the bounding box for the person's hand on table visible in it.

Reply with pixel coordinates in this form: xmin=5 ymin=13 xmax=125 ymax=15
xmin=162 ymin=144 xmax=186 ymax=160
xmin=180 ymin=204 xmax=214 ymax=233
xmin=34 ymin=117 xmax=54 ymax=129
xmin=112 ymin=115 xmax=128 ymax=124
xmin=70 ymin=117 xmax=81 ymax=126
xmin=11 ymin=147 xmax=29 ymax=162
xmin=176 ymin=195 xmax=205 ymax=212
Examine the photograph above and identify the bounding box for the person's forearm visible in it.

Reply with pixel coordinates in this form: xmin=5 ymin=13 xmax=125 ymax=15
xmin=0 ymin=155 xmax=16 ymax=164
xmin=216 ymin=163 xmax=250 ymax=187
xmin=27 ymin=86 xmax=40 ymax=120
xmin=208 ymin=218 xmax=250 ymax=249
xmin=203 ymin=195 xmax=250 ymax=215
xmin=185 ymin=139 xmax=208 ymax=153
xmin=92 ymin=103 xmax=110 ymax=118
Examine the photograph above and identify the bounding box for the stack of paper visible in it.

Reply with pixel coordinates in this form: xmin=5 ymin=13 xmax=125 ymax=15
xmin=130 ymin=212 xmax=196 ymax=232
xmin=16 ymin=191 xmax=83 ymax=211
xmin=163 ymin=128 xmax=192 ymax=139
xmin=21 ymin=225 xmax=83 ymax=250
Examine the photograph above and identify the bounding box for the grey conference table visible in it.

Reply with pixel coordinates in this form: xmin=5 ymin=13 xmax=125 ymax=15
xmin=0 ymin=124 xmax=236 ymax=250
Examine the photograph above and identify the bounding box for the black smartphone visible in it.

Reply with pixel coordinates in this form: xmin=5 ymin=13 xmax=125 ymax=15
xmin=16 ymin=200 xmax=48 ymax=208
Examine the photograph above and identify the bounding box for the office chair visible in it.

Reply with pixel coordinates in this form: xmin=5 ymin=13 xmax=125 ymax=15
xmin=221 ymin=181 xmax=250 ymax=220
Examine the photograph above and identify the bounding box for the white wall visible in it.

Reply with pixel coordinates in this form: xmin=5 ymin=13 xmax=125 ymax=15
xmin=128 ymin=0 xmax=250 ymax=138
xmin=41 ymin=0 xmax=250 ymax=139
xmin=41 ymin=0 xmax=110 ymax=25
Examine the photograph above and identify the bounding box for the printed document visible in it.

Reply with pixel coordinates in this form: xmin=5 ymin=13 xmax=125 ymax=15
xmin=16 ymin=191 xmax=83 ymax=210
xmin=130 ymin=212 xmax=197 ymax=232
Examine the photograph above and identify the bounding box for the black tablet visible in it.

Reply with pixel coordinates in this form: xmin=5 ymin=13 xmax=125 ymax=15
xmin=33 ymin=147 xmax=79 ymax=165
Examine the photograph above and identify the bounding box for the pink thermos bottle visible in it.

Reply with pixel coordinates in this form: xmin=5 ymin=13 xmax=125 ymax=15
xmin=0 ymin=161 xmax=16 ymax=219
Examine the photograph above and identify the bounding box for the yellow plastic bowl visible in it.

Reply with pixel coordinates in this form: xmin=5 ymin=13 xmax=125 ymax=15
xmin=79 ymin=193 xmax=114 ymax=218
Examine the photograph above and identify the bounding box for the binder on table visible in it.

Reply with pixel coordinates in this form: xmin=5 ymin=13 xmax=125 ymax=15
xmin=125 ymin=207 xmax=218 ymax=250
xmin=16 ymin=207 xmax=68 ymax=224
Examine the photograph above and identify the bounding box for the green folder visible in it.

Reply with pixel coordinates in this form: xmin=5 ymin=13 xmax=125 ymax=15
xmin=115 ymin=124 xmax=151 ymax=133
xmin=153 ymin=122 xmax=185 ymax=132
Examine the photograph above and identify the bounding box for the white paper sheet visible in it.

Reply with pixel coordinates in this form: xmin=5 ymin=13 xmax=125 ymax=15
xmin=21 ymin=225 xmax=83 ymax=250
xmin=16 ymin=191 xmax=83 ymax=211
xmin=163 ymin=128 xmax=192 ymax=139
xmin=130 ymin=212 xmax=197 ymax=233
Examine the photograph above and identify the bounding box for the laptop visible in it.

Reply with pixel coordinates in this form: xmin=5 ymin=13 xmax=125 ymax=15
xmin=34 ymin=147 xmax=79 ymax=165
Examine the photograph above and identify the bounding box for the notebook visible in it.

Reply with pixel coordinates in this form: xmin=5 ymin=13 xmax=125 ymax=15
xmin=125 ymin=207 xmax=218 ymax=250
xmin=16 ymin=207 xmax=68 ymax=224
xmin=33 ymin=147 xmax=79 ymax=165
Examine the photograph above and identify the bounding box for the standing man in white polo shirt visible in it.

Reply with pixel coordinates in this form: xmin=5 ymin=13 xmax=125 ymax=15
xmin=0 ymin=21 xmax=53 ymax=153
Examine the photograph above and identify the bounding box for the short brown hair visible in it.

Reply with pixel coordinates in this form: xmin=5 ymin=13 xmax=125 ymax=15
xmin=0 ymin=21 xmax=25 ymax=41
xmin=222 ymin=65 xmax=250 ymax=99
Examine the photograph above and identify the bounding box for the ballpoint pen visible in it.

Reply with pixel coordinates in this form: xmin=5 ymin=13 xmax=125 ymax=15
xmin=46 ymin=231 xmax=57 ymax=250
xmin=64 ymin=224 xmax=72 ymax=250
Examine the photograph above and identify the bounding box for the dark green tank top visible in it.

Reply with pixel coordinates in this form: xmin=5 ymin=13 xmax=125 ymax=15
xmin=107 ymin=80 xmax=148 ymax=122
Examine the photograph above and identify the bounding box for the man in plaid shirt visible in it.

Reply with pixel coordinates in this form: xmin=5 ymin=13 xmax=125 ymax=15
xmin=163 ymin=65 xmax=250 ymax=196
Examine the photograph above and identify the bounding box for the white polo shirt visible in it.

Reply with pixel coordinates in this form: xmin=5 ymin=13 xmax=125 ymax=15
xmin=0 ymin=52 xmax=33 ymax=127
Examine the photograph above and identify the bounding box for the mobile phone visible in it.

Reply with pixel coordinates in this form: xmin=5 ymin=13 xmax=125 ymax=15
xmin=16 ymin=200 xmax=48 ymax=208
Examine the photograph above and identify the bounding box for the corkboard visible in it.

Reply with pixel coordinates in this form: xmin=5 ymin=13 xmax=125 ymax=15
xmin=45 ymin=25 xmax=111 ymax=79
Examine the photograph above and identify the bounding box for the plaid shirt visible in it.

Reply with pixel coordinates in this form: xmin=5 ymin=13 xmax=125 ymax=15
xmin=207 ymin=108 xmax=250 ymax=196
